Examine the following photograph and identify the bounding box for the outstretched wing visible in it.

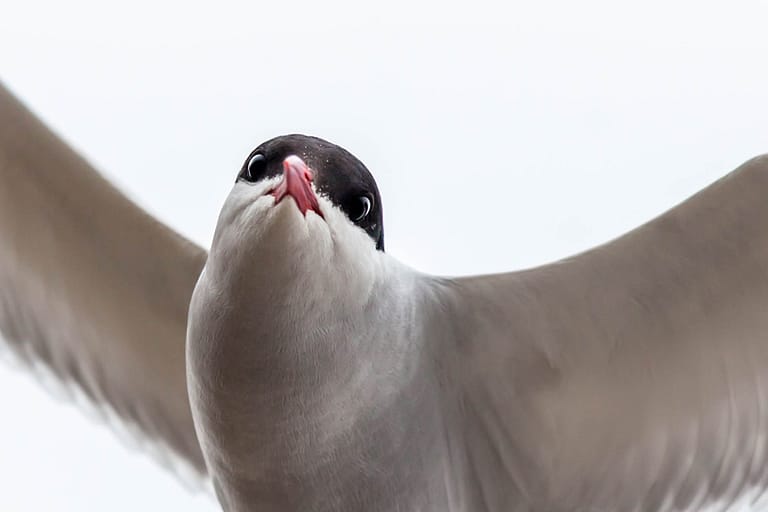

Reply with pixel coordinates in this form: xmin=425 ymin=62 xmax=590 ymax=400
xmin=443 ymin=156 xmax=768 ymax=511
xmin=0 ymin=83 xmax=207 ymax=473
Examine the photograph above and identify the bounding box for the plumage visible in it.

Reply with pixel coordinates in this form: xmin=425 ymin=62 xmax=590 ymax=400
xmin=2 ymin=81 xmax=768 ymax=511
xmin=0 ymin=82 xmax=207 ymax=473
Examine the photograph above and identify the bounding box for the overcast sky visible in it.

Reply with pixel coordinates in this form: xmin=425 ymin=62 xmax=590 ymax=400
xmin=2 ymin=0 xmax=768 ymax=510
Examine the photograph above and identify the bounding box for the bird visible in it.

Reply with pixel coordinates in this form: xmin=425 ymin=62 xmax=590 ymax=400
xmin=2 ymin=80 xmax=768 ymax=512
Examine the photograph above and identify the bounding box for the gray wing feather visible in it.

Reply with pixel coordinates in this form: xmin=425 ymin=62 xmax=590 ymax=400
xmin=0 ymin=82 xmax=207 ymax=473
xmin=443 ymin=156 xmax=768 ymax=511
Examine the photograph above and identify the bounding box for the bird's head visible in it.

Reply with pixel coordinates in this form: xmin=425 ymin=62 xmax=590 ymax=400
xmin=205 ymin=135 xmax=386 ymax=302
xmin=237 ymin=134 xmax=384 ymax=251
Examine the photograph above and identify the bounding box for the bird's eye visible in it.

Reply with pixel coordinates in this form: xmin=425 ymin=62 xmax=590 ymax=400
xmin=348 ymin=194 xmax=373 ymax=222
xmin=239 ymin=153 xmax=267 ymax=183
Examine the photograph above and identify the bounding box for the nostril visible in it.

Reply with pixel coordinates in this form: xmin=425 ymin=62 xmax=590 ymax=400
xmin=272 ymin=155 xmax=324 ymax=218
xmin=282 ymin=155 xmax=313 ymax=181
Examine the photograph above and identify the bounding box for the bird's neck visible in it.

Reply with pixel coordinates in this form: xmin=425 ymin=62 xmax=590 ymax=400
xmin=188 ymin=247 xmax=460 ymax=510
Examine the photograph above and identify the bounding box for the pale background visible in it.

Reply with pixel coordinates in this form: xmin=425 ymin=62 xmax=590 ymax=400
xmin=2 ymin=0 xmax=768 ymax=510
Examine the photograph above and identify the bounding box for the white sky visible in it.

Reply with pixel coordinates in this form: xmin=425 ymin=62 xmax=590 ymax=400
xmin=2 ymin=0 xmax=768 ymax=510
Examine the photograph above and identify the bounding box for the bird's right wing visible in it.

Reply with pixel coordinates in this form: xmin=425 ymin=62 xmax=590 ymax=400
xmin=0 ymin=83 xmax=207 ymax=473
xmin=440 ymin=155 xmax=768 ymax=511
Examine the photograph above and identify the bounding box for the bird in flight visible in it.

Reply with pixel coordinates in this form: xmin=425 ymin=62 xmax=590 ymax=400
xmin=2 ymin=82 xmax=768 ymax=512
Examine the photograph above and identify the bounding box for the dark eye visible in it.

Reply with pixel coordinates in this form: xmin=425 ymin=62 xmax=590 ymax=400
xmin=239 ymin=153 xmax=267 ymax=183
xmin=347 ymin=194 xmax=373 ymax=222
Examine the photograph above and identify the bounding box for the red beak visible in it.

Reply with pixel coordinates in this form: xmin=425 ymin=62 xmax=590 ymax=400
xmin=270 ymin=155 xmax=324 ymax=218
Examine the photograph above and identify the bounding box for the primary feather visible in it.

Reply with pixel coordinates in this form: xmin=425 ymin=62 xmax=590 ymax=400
xmin=0 ymin=82 xmax=207 ymax=474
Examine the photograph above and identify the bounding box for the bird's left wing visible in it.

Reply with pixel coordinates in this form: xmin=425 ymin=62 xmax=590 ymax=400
xmin=0 ymin=83 xmax=208 ymax=473
xmin=438 ymin=155 xmax=768 ymax=511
